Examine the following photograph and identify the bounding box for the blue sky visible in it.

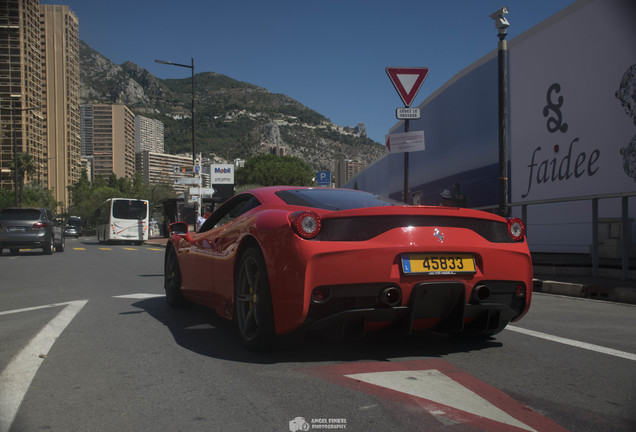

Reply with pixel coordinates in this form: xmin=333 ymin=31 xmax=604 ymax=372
xmin=41 ymin=0 xmax=576 ymax=144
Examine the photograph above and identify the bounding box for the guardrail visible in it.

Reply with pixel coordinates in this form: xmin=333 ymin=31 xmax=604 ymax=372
xmin=474 ymin=192 xmax=635 ymax=279
xmin=512 ymin=192 xmax=635 ymax=280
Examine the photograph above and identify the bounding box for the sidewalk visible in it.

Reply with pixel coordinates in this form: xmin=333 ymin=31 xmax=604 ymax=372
xmin=146 ymin=237 xmax=636 ymax=305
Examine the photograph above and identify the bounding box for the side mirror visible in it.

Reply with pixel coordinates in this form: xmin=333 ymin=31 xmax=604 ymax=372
xmin=169 ymin=221 xmax=189 ymax=236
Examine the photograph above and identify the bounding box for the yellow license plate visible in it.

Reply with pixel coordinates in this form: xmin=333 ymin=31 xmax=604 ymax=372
xmin=401 ymin=254 xmax=476 ymax=274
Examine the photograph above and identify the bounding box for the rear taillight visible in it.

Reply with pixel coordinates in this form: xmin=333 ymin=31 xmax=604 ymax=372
xmin=290 ymin=211 xmax=321 ymax=239
xmin=32 ymin=222 xmax=48 ymax=229
xmin=506 ymin=218 xmax=525 ymax=242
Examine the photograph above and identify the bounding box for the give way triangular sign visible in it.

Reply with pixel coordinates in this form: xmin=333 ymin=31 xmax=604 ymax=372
xmin=386 ymin=67 xmax=429 ymax=107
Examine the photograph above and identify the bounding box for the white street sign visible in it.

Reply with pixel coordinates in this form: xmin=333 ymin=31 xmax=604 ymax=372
xmin=385 ymin=130 xmax=425 ymax=153
xmin=189 ymin=187 xmax=215 ymax=196
xmin=396 ymin=107 xmax=420 ymax=119
xmin=174 ymin=177 xmax=200 ymax=185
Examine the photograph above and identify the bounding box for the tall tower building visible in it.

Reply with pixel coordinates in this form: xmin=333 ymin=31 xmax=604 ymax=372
xmin=336 ymin=159 xmax=366 ymax=188
xmin=81 ymin=104 xmax=135 ymax=180
xmin=135 ymin=115 xmax=164 ymax=154
xmin=40 ymin=4 xmax=80 ymax=211
xmin=0 ymin=0 xmax=44 ymax=195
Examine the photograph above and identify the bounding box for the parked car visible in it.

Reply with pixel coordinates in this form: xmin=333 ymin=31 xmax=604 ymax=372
xmin=164 ymin=186 xmax=532 ymax=350
xmin=0 ymin=207 xmax=65 ymax=255
xmin=64 ymin=215 xmax=83 ymax=238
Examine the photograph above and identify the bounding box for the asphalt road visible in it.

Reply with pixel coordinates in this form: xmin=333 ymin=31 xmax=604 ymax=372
xmin=1 ymin=237 xmax=635 ymax=432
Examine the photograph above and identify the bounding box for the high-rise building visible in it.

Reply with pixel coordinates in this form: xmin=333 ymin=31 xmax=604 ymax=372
xmin=40 ymin=4 xmax=80 ymax=211
xmin=81 ymin=104 xmax=135 ymax=180
xmin=336 ymin=159 xmax=365 ymax=187
xmin=135 ymin=115 xmax=164 ymax=154
xmin=136 ymin=150 xmax=198 ymax=196
xmin=0 ymin=0 xmax=44 ymax=194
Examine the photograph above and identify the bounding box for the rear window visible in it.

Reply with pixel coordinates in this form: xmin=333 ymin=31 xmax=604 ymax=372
xmin=275 ymin=189 xmax=401 ymax=211
xmin=67 ymin=216 xmax=82 ymax=226
xmin=0 ymin=209 xmax=42 ymax=220
xmin=113 ymin=200 xmax=148 ymax=220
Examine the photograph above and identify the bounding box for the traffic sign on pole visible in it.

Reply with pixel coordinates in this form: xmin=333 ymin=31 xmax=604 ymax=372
xmin=189 ymin=187 xmax=215 ymax=196
xmin=386 ymin=67 xmax=429 ymax=107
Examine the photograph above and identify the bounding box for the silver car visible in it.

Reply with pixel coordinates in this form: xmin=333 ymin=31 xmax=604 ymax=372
xmin=0 ymin=207 xmax=65 ymax=255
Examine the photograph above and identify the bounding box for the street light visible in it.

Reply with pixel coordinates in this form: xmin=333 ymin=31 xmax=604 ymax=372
xmin=490 ymin=6 xmax=510 ymax=217
xmin=154 ymin=58 xmax=195 ymax=168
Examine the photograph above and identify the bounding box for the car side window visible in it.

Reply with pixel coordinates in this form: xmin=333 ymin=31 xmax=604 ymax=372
xmin=198 ymin=195 xmax=261 ymax=233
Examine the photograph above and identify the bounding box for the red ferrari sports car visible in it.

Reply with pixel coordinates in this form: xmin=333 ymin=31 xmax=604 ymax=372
xmin=164 ymin=186 xmax=532 ymax=350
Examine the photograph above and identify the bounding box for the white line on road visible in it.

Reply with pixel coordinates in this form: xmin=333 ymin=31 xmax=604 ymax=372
xmin=113 ymin=293 xmax=164 ymax=299
xmin=506 ymin=325 xmax=636 ymax=362
xmin=0 ymin=300 xmax=88 ymax=432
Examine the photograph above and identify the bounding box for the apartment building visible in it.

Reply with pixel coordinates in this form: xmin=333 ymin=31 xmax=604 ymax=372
xmin=40 ymin=4 xmax=80 ymax=210
xmin=135 ymin=115 xmax=164 ymax=154
xmin=135 ymin=150 xmax=199 ymax=196
xmin=336 ymin=159 xmax=366 ymax=187
xmin=81 ymin=104 xmax=135 ymax=180
xmin=0 ymin=0 xmax=44 ymax=193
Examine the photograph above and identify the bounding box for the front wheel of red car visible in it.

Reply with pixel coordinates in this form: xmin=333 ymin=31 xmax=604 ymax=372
xmin=164 ymin=246 xmax=187 ymax=308
xmin=234 ymin=247 xmax=275 ymax=351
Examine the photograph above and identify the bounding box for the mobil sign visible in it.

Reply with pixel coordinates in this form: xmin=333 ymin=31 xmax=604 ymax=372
xmin=211 ymin=164 xmax=234 ymax=184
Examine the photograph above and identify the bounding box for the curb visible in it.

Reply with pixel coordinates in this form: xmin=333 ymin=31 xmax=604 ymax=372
xmin=533 ymin=278 xmax=636 ymax=305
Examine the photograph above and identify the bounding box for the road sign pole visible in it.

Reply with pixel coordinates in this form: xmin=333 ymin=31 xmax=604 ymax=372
xmin=198 ymin=153 xmax=202 ymax=215
xmin=404 ymin=119 xmax=410 ymax=204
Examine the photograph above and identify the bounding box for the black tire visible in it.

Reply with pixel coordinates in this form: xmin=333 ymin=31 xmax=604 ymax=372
xmin=43 ymin=236 xmax=53 ymax=255
xmin=164 ymin=246 xmax=187 ymax=307
xmin=234 ymin=247 xmax=276 ymax=351
xmin=56 ymin=235 xmax=65 ymax=252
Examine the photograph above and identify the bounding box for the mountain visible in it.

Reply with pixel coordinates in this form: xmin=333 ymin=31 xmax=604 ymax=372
xmin=79 ymin=41 xmax=385 ymax=171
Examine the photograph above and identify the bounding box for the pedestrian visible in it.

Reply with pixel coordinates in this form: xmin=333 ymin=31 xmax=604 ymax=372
xmin=196 ymin=212 xmax=206 ymax=231
xmin=452 ymin=183 xmax=467 ymax=207
xmin=439 ymin=189 xmax=454 ymax=206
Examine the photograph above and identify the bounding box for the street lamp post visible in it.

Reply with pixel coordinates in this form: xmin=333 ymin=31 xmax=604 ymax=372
xmin=154 ymin=58 xmax=195 ymax=168
xmin=490 ymin=7 xmax=510 ymax=217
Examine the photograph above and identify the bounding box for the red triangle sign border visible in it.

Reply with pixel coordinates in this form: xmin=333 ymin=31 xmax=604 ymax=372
xmin=386 ymin=67 xmax=430 ymax=108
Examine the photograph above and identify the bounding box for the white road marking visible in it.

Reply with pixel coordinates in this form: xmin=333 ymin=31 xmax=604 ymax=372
xmin=345 ymin=370 xmax=536 ymax=431
xmin=113 ymin=293 xmax=164 ymax=299
xmin=0 ymin=300 xmax=88 ymax=432
xmin=506 ymin=325 xmax=636 ymax=362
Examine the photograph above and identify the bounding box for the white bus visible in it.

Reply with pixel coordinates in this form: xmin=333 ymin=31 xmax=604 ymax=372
xmin=96 ymin=198 xmax=149 ymax=245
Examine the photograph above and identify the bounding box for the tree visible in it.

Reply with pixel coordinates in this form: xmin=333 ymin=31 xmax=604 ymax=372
xmin=65 ymin=172 xmax=176 ymax=229
xmin=11 ymin=153 xmax=37 ymax=205
xmin=21 ymin=184 xmax=60 ymax=210
xmin=235 ymin=154 xmax=314 ymax=187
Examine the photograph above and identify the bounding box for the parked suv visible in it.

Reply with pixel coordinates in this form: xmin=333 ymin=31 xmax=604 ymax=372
xmin=0 ymin=207 xmax=65 ymax=255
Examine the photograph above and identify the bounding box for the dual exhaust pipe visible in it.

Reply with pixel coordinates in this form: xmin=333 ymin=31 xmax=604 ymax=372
xmin=380 ymin=284 xmax=490 ymax=307
xmin=313 ymin=284 xmax=489 ymax=308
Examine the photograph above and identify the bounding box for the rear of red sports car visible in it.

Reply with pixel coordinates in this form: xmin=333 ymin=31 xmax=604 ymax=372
xmin=166 ymin=187 xmax=532 ymax=349
xmin=258 ymin=188 xmax=533 ymax=339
